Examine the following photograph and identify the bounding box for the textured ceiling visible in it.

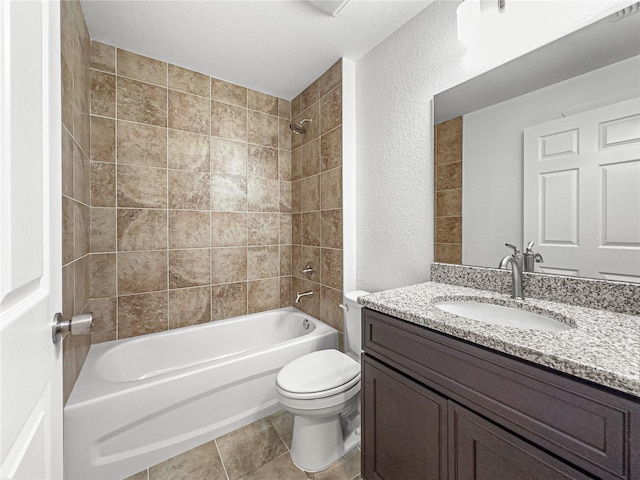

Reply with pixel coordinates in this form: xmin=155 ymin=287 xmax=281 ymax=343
xmin=81 ymin=0 xmax=433 ymax=100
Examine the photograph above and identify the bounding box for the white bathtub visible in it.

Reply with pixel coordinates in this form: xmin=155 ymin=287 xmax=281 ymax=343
xmin=64 ymin=307 xmax=338 ymax=480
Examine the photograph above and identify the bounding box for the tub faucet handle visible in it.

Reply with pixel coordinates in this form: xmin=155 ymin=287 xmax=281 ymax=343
xmin=301 ymin=262 xmax=315 ymax=276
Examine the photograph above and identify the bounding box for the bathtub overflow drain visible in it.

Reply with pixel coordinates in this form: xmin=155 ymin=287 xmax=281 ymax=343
xmin=302 ymin=319 xmax=310 ymax=330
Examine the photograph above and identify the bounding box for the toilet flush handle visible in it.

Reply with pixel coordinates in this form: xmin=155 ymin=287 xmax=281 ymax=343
xmin=338 ymin=303 xmax=348 ymax=312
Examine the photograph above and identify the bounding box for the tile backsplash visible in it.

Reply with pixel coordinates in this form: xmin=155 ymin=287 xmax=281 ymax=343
xmin=431 ymin=262 xmax=640 ymax=316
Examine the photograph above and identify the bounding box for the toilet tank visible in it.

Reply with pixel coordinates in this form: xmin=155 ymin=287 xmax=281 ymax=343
xmin=343 ymin=290 xmax=370 ymax=356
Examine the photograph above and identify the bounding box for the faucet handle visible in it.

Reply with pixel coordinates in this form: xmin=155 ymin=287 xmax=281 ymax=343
xmin=301 ymin=262 xmax=315 ymax=276
xmin=525 ymin=241 xmax=535 ymax=252
xmin=505 ymin=243 xmax=520 ymax=255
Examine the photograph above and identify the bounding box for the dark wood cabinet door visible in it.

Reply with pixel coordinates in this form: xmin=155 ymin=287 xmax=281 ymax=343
xmin=362 ymin=355 xmax=448 ymax=480
xmin=448 ymin=402 xmax=591 ymax=480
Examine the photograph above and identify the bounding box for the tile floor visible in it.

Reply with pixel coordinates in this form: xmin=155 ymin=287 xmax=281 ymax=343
xmin=125 ymin=410 xmax=362 ymax=480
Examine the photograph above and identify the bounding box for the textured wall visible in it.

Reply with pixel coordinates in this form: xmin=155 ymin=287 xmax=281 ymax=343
xmin=289 ymin=61 xmax=345 ymax=333
xmin=355 ymin=0 xmax=627 ymax=293
xmin=87 ymin=43 xmax=294 ymax=342
xmin=61 ymin=0 xmax=92 ymax=403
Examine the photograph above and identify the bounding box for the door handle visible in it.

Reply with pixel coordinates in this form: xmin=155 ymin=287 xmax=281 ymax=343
xmin=52 ymin=312 xmax=93 ymax=344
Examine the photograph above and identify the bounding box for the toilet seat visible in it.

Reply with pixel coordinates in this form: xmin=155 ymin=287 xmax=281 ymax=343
xmin=276 ymin=379 xmax=360 ymax=412
xmin=276 ymin=349 xmax=360 ymax=400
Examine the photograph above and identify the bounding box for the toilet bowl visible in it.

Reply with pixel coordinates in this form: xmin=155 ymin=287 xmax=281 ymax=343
xmin=276 ymin=290 xmax=369 ymax=472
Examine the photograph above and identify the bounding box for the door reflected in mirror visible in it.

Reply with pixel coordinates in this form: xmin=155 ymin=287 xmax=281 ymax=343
xmin=434 ymin=8 xmax=640 ymax=283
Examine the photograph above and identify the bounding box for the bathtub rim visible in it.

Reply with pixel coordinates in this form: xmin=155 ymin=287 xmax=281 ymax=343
xmin=65 ymin=306 xmax=336 ymax=408
xmin=95 ymin=306 xmax=323 ymax=383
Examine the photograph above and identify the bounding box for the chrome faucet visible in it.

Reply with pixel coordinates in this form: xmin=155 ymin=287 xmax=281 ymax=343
xmin=501 ymin=256 xmax=524 ymax=300
xmin=295 ymin=291 xmax=313 ymax=304
xmin=523 ymin=241 xmax=544 ymax=273
xmin=499 ymin=243 xmax=524 ymax=300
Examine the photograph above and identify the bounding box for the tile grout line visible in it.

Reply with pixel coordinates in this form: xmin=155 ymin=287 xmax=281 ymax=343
xmin=210 ymin=72 xmax=214 ymax=325
xmin=213 ymin=438 xmax=231 ymax=480
xmin=114 ymin=47 xmax=119 ymax=341
xmin=245 ymin=91 xmax=250 ymax=315
xmin=166 ymin=62 xmax=170 ymax=332
xmin=267 ymin=414 xmax=292 ymax=454
xmin=318 ymin=107 xmax=323 ymax=295
xmin=277 ymin=102 xmax=282 ymax=308
xmin=70 ymin=70 xmax=77 ymax=323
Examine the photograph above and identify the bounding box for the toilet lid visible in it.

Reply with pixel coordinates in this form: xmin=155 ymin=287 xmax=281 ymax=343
xmin=276 ymin=349 xmax=360 ymax=394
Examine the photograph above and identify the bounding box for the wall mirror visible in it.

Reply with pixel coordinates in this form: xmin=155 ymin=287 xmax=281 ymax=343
xmin=433 ymin=8 xmax=640 ymax=282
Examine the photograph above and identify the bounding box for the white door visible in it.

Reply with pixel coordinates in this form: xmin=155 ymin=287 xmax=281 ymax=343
xmin=524 ymin=98 xmax=640 ymax=282
xmin=0 ymin=1 xmax=63 ymax=479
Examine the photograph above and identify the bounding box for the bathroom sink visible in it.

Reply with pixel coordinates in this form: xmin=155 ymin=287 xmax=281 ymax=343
xmin=435 ymin=301 xmax=572 ymax=331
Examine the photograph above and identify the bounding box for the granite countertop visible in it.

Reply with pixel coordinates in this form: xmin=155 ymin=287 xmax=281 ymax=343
xmin=359 ymin=282 xmax=640 ymax=398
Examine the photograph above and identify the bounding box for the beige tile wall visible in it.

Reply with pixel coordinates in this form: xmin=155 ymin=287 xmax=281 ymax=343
xmin=88 ymin=42 xmax=294 ymax=341
xmin=290 ymin=61 xmax=344 ymax=333
xmin=61 ymin=0 xmax=92 ymax=403
xmin=434 ymin=116 xmax=463 ymax=264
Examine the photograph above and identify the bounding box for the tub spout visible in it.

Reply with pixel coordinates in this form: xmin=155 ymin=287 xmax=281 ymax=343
xmin=295 ymin=291 xmax=314 ymax=304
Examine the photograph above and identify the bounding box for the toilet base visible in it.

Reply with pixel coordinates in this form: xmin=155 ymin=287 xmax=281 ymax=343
xmin=289 ymin=408 xmax=361 ymax=472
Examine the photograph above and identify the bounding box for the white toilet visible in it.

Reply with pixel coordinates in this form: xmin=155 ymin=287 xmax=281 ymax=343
xmin=276 ymin=290 xmax=369 ymax=472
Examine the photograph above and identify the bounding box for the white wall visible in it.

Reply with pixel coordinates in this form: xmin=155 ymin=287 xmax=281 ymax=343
xmin=463 ymin=56 xmax=640 ymax=268
xmin=342 ymin=57 xmax=357 ymax=293
xmin=355 ymin=0 xmax=633 ymax=293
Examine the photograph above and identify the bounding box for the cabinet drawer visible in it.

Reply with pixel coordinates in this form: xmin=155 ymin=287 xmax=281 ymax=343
xmin=363 ymin=308 xmax=640 ymax=480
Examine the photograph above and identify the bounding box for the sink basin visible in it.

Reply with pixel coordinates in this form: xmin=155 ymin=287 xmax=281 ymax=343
xmin=435 ymin=301 xmax=573 ymax=331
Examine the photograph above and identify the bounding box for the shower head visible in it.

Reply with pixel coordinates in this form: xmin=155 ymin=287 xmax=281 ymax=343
xmin=289 ymin=119 xmax=312 ymax=135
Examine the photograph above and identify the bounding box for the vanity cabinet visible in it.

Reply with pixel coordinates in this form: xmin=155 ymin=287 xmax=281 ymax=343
xmin=361 ymin=308 xmax=640 ymax=480
xmin=363 ymin=356 xmax=447 ymax=480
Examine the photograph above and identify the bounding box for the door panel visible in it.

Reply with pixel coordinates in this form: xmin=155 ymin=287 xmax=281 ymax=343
xmin=0 ymin=1 xmax=63 ymax=478
xmin=600 ymin=114 xmax=640 ymax=148
xmin=539 ymin=169 xmax=578 ymax=245
xmin=524 ymin=98 xmax=640 ymax=281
